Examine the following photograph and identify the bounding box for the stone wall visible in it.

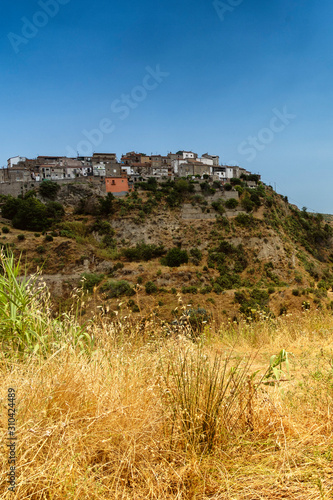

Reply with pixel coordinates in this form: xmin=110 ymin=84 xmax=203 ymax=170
xmin=0 ymin=177 xmax=106 ymax=200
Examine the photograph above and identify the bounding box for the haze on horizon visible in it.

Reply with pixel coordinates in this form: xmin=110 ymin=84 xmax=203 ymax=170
xmin=1 ymin=0 xmax=333 ymax=213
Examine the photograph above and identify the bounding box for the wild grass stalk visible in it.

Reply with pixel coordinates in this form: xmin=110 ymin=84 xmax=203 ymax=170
xmin=160 ymin=345 xmax=260 ymax=453
xmin=0 ymin=250 xmax=93 ymax=357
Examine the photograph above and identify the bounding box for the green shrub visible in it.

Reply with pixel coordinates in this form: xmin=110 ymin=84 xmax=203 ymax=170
xmin=44 ymin=235 xmax=53 ymax=242
xmin=175 ymin=179 xmax=194 ymax=194
xmin=190 ymin=247 xmax=202 ymax=265
xmin=101 ymin=235 xmax=117 ymax=249
xmin=234 ymin=185 xmax=244 ymax=195
xmin=241 ymin=196 xmax=254 ymax=213
xmin=234 ymin=288 xmax=270 ymax=317
xmin=200 ymin=182 xmax=215 ymax=195
xmin=98 ymin=193 xmax=115 ymax=216
xmin=224 ymin=183 xmax=232 ymax=191
xmin=294 ymin=272 xmax=303 ymax=284
xmin=36 ymin=245 xmax=46 ymax=254
xmin=122 ymin=242 xmax=166 ymax=262
xmin=2 ymin=227 xmax=9 ymax=234
xmin=161 ymin=247 xmax=189 ymax=267
xmin=2 ymin=194 xmax=64 ymax=231
xmin=235 ymin=213 xmax=255 ymax=227
xmin=100 ymin=280 xmax=135 ymax=298
xmin=181 ymin=286 xmax=198 ymax=294
xmin=225 ymin=198 xmax=238 ymax=209
xmin=81 ymin=273 xmax=104 ymax=292
xmin=39 ymin=180 xmax=60 ymax=200
xmin=34 ymin=233 xmax=40 ymax=238
xmin=145 ymin=281 xmax=158 ymax=294
xmin=113 ymin=262 xmax=124 ymax=271
xmin=211 ymin=201 xmax=225 ymax=214
xmin=90 ymin=220 xmax=114 ymax=235
xmin=60 ymin=229 xmax=75 ymax=238
xmin=17 ymin=234 xmax=25 ymax=241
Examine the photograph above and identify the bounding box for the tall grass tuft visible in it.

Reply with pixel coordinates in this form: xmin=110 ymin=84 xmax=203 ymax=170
xmin=160 ymin=346 xmax=259 ymax=453
xmin=0 ymin=250 xmax=93 ymax=357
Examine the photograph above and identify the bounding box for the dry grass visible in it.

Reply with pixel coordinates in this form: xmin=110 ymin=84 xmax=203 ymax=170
xmin=1 ymin=276 xmax=333 ymax=498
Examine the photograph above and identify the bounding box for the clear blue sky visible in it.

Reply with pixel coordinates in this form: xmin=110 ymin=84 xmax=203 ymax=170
xmin=1 ymin=0 xmax=333 ymax=212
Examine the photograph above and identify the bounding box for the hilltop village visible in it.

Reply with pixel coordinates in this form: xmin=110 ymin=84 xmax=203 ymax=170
xmin=2 ymin=151 xmax=260 ymax=196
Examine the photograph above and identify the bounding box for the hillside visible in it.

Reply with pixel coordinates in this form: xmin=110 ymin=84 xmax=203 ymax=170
xmin=1 ymin=177 xmax=333 ymax=323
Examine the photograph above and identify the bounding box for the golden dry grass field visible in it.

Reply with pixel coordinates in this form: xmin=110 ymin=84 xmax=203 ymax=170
xmin=1 ymin=296 xmax=333 ymax=499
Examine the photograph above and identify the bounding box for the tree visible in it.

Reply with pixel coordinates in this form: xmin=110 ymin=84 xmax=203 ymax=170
xmin=98 ymin=193 xmax=114 ymax=216
xmin=225 ymin=198 xmax=238 ymax=209
xmin=161 ymin=247 xmax=189 ymax=267
xmin=39 ymin=180 xmax=61 ymax=200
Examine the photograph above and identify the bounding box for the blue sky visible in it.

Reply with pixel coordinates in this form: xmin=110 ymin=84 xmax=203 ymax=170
xmin=1 ymin=0 xmax=333 ymax=212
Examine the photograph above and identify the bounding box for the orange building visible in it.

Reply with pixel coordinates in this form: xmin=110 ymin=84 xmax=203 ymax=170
xmin=105 ymin=175 xmax=131 ymax=195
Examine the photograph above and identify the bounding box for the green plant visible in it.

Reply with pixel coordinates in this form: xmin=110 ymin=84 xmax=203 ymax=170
xmin=263 ymin=349 xmax=291 ymax=385
xmin=17 ymin=234 xmax=25 ymax=241
xmin=44 ymin=235 xmax=53 ymax=242
xmin=90 ymin=220 xmax=114 ymax=235
xmin=145 ymin=281 xmax=158 ymax=294
xmin=0 ymin=250 xmax=92 ymax=356
xmin=39 ymin=180 xmax=61 ymax=200
xmin=34 ymin=233 xmax=40 ymax=238
xmin=190 ymin=247 xmax=202 ymax=265
xmin=181 ymin=286 xmax=198 ymax=294
xmin=80 ymin=273 xmax=104 ymax=293
xmin=225 ymin=198 xmax=238 ymax=209
xmin=161 ymin=247 xmax=189 ymax=267
xmin=2 ymin=226 xmax=10 ymax=234
xmin=101 ymin=235 xmax=117 ymax=249
xmin=2 ymin=194 xmax=64 ymax=231
xmin=211 ymin=201 xmax=225 ymax=214
xmin=122 ymin=242 xmax=166 ymax=262
xmin=98 ymin=193 xmax=115 ymax=216
xmin=235 ymin=213 xmax=255 ymax=227
xmin=100 ymin=280 xmax=135 ymax=298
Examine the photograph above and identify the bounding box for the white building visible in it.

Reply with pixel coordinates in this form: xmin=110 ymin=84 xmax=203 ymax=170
xmin=7 ymin=156 xmax=26 ymax=168
xmin=202 ymin=153 xmax=219 ymax=166
xmin=197 ymin=157 xmax=214 ymax=166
